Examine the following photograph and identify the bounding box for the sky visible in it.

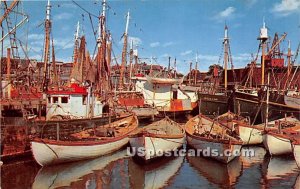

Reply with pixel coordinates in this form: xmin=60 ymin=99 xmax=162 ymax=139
xmin=2 ymin=0 xmax=300 ymax=73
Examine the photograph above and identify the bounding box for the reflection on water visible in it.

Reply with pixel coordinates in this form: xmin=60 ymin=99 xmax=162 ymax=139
xmin=187 ymin=155 xmax=242 ymax=188
xmin=129 ymin=156 xmax=184 ymax=189
xmin=2 ymin=146 xmax=300 ymax=189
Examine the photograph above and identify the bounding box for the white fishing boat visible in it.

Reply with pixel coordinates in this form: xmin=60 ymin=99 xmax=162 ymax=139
xmin=128 ymin=156 xmax=184 ymax=189
xmin=129 ymin=117 xmax=185 ymax=161
xmin=263 ymin=117 xmax=300 ymax=156
xmin=133 ymin=76 xmax=194 ymax=115
xmin=185 ymin=114 xmax=243 ymax=163
xmin=32 ymin=149 xmax=128 ymax=189
xmin=31 ymin=115 xmax=138 ymax=166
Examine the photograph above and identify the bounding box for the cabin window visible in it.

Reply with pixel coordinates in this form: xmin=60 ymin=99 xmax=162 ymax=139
xmin=173 ymin=91 xmax=178 ymax=99
xmin=83 ymin=95 xmax=87 ymax=105
xmin=53 ymin=97 xmax=59 ymax=103
xmin=61 ymin=97 xmax=68 ymax=103
xmin=47 ymin=96 xmax=51 ymax=103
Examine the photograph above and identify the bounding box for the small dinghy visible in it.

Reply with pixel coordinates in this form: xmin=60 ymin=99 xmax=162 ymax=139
xmin=185 ymin=114 xmax=243 ymax=163
xmin=129 ymin=117 xmax=185 ymax=161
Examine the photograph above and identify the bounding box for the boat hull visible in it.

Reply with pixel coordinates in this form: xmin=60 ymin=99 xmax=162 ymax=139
xmin=31 ymin=137 xmax=129 ymax=166
xmin=263 ymin=133 xmax=292 ymax=156
xmin=186 ymin=134 xmax=242 ymax=163
xmin=233 ymin=90 xmax=261 ymax=124
xmin=130 ymin=135 xmax=184 ymax=161
xmin=293 ymin=143 xmax=300 ymax=169
xmin=237 ymin=125 xmax=263 ymax=145
xmin=198 ymin=93 xmax=230 ymax=116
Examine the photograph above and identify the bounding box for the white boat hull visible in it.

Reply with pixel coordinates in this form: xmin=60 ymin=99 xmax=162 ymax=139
xmin=293 ymin=144 xmax=300 ymax=169
xmin=186 ymin=135 xmax=242 ymax=163
xmin=238 ymin=126 xmax=263 ymax=145
xmin=130 ymin=136 xmax=184 ymax=161
xmin=31 ymin=137 xmax=129 ymax=166
xmin=263 ymin=134 xmax=292 ymax=155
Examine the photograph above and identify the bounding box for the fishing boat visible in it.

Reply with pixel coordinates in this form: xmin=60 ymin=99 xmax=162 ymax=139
xmin=263 ymin=117 xmax=300 ymax=156
xmin=292 ymin=139 xmax=300 ymax=168
xmin=129 ymin=117 xmax=185 ymax=161
xmin=197 ymin=26 xmax=234 ymax=117
xmin=128 ymin=156 xmax=184 ymax=189
xmin=134 ymin=74 xmax=194 ymax=116
xmin=31 ymin=115 xmax=138 ymax=166
xmin=185 ymin=114 xmax=243 ymax=163
xmin=32 ymin=149 xmax=128 ymax=189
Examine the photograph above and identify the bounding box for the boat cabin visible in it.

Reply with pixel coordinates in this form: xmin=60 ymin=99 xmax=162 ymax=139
xmin=46 ymin=83 xmax=103 ymax=120
xmin=132 ymin=76 xmax=194 ymax=113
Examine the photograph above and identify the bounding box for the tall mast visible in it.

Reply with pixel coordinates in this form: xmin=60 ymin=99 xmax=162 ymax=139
xmin=223 ymin=24 xmax=229 ymax=91
xmin=42 ymin=0 xmax=51 ymax=91
xmin=258 ymin=18 xmax=268 ymax=86
xmin=194 ymin=53 xmax=198 ymax=85
xmin=51 ymin=38 xmax=58 ymax=87
xmin=119 ymin=11 xmax=130 ymax=89
xmin=129 ymin=40 xmax=133 ymax=79
xmin=264 ymin=70 xmax=270 ymax=129
xmin=287 ymin=40 xmax=292 ymax=79
xmin=189 ymin=61 xmax=192 ymax=85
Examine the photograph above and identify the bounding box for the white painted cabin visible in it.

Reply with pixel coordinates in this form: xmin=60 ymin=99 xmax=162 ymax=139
xmin=132 ymin=76 xmax=195 ymax=113
xmin=46 ymin=84 xmax=103 ymax=120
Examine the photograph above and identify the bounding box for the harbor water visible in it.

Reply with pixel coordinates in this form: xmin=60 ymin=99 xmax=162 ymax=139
xmin=2 ymin=146 xmax=300 ymax=189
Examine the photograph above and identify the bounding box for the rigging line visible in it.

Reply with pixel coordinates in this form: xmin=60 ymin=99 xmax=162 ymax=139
xmin=71 ymin=0 xmax=99 ymax=18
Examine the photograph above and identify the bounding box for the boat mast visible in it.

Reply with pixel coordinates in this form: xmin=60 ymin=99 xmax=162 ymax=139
xmin=189 ymin=61 xmax=192 ymax=85
xmin=287 ymin=40 xmax=292 ymax=80
xmin=51 ymin=37 xmax=58 ymax=87
xmin=70 ymin=21 xmax=80 ymax=83
xmin=258 ymin=19 xmax=268 ymax=86
xmin=264 ymin=69 xmax=270 ymax=129
xmin=42 ymin=0 xmax=51 ymax=92
xmin=129 ymin=40 xmax=133 ymax=79
xmin=194 ymin=53 xmax=198 ymax=85
xmin=119 ymin=11 xmax=130 ymax=90
xmin=223 ymin=25 xmax=229 ymax=91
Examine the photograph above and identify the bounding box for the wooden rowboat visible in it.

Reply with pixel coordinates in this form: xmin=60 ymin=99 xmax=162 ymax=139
xmin=31 ymin=115 xmax=138 ymax=166
xmin=129 ymin=117 xmax=185 ymax=161
xmin=217 ymin=112 xmax=264 ymax=145
xmin=185 ymin=115 xmax=243 ymax=163
xmin=263 ymin=117 xmax=300 ymax=156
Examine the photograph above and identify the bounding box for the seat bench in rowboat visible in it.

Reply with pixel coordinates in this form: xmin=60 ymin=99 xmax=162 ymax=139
xmin=31 ymin=115 xmax=138 ymax=166
xmin=129 ymin=117 xmax=185 ymax=161
xmin=185 ymin=114 xmax=243 ymax=163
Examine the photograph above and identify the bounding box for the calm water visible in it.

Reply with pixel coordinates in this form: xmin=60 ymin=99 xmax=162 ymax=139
xmin=1 ymin=146 xmax=300 ymax=189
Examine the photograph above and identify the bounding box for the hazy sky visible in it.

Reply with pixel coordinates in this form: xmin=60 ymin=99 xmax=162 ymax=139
xmin=2 ymin=0 xmax=300 ymax=73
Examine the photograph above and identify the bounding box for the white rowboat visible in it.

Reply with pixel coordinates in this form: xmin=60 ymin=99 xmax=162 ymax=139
xmin=31 ymin=115 xmax=138 ymax=166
